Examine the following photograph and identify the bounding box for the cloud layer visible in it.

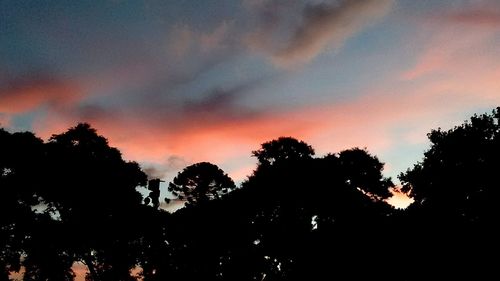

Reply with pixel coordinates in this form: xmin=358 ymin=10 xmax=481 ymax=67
xmin=3 ymin=0 xmax=500 ymax=187
xmin=273 ymin=0 xmax=394 ymax=66
xmin=245 ymin=0 xmax=395 ymax=67
xmin=0 ymin=75 xmax=82 ymax=114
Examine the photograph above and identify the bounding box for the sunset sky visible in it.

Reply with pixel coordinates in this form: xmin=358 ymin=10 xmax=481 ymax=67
xmin=2 ymin=0 xmax=500 ymax=208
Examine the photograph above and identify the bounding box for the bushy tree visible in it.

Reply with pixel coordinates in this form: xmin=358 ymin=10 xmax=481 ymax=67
xmin=252 ymin=137 xmax=315 ymax=166
xmin=397 ymin=107 xmax=500 ymax=280
xmin=0 ymin=129 xmax=48 ymax=280
xmin=0 ymin=124 xmax=150 ymax=281
xmin=168 ymin=138 xmax=396 ymax=281
xmin=41 ymin=123 xmax=148 ymax=281
xmin=400 ymin=107 xmax=500 ymax=223
xmin=168 ymin=162 xmax=235 ymax=205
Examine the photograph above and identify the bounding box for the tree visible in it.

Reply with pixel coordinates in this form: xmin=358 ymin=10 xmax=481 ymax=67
xmin=252 ymin=137 xmax=314 ymax=166
xmin=168 ymin=162 xmax=235 ymax=205
xmin=338 ymin=148 xmax=393 ymax=199
xmin=40 ymin=123 xmax=148 ymax=281
xmin=200 ymin=138 xmax=396 ymax=281
xmin=397 ymin=107 xmax=500 ymax=280
xmin=400 ymin=107 xmax=500 ymax=223
xmin=0 ymin=129 xmax=46 ymax=280
xmin=0 ymin=124 xmax=157 ymax=281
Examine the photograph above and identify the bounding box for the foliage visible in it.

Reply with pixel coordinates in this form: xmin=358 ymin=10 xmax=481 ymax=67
xmin=252 ymin=137 xmax=315 ymax=166
xmin=168 ymin=162 xmax=235 ymax=205
xmin=400 ymin=107 xmax=500 ymax=224
xmin=2 ymin=107 xmax=500 ymax=280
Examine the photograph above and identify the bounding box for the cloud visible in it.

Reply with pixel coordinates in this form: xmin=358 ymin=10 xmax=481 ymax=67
xmin=143 ymin=156 xmax=190 ymax=180
xmin=167 ymin=21 xmax=233 ymax=60
xmin=245 ymin=0 xmax=395 ymax=67
xmin=274 ymin=0 xmax=394 ymax=66
xmin=18 ymin=0 xmax=500 ymax=189
xmin=30 ymin=53 xmax=500 ymax=185
xmin=444 ymin=9 xmax=500 ymax=27
xmin=0 ymin=75 xmax=82 ymax=114
xmin=402 ymin=13 xmax=500 ymax=80
xmin=168 ymin=24 xmax=194 ymax=59
xmin=0 ymin=113 xmax=10 ymax=127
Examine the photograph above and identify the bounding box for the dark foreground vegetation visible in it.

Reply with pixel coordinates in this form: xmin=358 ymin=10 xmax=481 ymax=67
xmin=1 ymin=108 xmax=499 ymax=281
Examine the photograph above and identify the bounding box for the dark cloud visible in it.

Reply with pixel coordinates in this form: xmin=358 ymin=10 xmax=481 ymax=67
xmin=275 ymin=0 xmax=394 ymax=66
xmin=245 ymin=0 xmax=394 ymax=67
xmin=182 ymin=79 xmax=264 ymax=121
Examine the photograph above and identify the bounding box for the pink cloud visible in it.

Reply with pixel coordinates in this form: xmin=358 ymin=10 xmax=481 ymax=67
xmin=0 ymin=77 xmax=82 ymax=114
xmin=29 ymin=14 xmax=500 ymax=184
xmin=401 ymin=25 xmax=497 ymax=80
xmin=32 ymin=64 xmax=500 ymax=181
xmin=446 ymin=9 xmax=500 ymax=27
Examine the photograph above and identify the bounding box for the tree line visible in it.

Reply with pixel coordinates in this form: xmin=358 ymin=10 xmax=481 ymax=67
xmin=1 ymin=107 xmax=499 ymax=280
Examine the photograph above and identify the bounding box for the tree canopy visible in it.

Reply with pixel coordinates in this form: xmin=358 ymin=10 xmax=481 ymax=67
xmin=168 ymin=162 xmax=236 ymax=205
xmin=2 ymin=107 xmax=500 ymax=280
xmin=400 ymin=107 xmax=500 ymax=224
xmin=252 ymin=137 xmax=315 ymax=166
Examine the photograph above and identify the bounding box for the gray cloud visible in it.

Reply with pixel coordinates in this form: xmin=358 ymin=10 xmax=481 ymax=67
xmin=246 ymin=0 xmax=395 ymax=67
xmin=143 ymin=155 xmax=190 ymax=180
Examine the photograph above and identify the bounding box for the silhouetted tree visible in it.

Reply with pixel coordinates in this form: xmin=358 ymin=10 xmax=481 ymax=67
xmin=168 ymin=162 xmax=235 ymax=205
xmin=0 ymin=129 xmax=48 ymax=280
xmin=252 ymin=137 xmax=315 ymax=166
xmin=338 ymin=148 xmax=393 ymax=199
xmin=12 ymin=106 xmax=500 ymax=281
xmin=398 ymin=107 xmax=500 ymax=280
xmin=400 ymin=107 xmax=500 ymax=223
xmin=162 ymin=138 xmax=396 ymax=281
xmin=39 ymin=124 xmax=148 ymax=281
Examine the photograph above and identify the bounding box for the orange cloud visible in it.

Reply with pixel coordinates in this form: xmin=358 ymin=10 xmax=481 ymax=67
xmin=0 ymin=77 xmax=82 ymax=114
xmin=32 ymin=48 xmax=500 ymax=183
xmin=32 ymin=70 xmax=492 ymax=176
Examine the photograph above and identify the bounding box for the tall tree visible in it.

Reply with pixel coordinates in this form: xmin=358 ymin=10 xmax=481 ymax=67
xmin=168 ymin=162 xmax=235 ymax=206
xmin=40 ymin=123 xmax=148 ymax=281
xmin=0 ymin=129 xmax=46 ymax=280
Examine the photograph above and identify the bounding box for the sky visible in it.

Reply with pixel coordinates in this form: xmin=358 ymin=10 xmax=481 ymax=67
xmin=2 ymin=0 xmax=500 ymax=210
